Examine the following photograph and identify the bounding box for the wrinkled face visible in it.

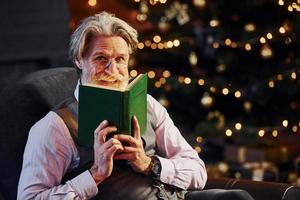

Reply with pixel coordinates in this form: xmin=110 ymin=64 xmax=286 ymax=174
xmin=77 ymin=35 xmax=130 ymax=89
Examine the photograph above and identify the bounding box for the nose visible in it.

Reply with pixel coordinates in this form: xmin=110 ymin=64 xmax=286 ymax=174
xmin=104 ymin=59 xmax=118 ymax=75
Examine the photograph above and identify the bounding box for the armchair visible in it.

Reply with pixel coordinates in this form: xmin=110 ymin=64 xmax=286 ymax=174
xmin=0 ymin=67 xmax=299 ymax=200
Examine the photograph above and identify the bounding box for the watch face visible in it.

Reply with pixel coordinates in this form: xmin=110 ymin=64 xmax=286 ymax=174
xmin=151 ymin=156 xmax=161 ymax=177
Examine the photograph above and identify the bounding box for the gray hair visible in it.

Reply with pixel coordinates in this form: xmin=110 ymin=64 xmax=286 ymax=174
xmin=69 ymin=11 xmax=138 ymax=66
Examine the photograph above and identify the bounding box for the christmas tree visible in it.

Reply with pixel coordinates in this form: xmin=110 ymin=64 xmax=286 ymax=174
xmin=68 ymin=0 xmax=300 ymax=184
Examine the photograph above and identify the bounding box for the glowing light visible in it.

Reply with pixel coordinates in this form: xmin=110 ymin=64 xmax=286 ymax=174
xmin=234 ymin=90 xmax=241 ymax=98
xmin=243 ymin=101 xmax=252 ymax=113
xmin=272 ymin=130 xmax=278 ymax=137
xmin=209 ymin=86 xmax=216 ymax=93
xmin=137 ymin=43 xmax=145 ymax=49
xmin=291 ymin=72 xmax=297 ymax=79
xmin=154 ymin=81 xmax=161 ymax=88
xmin=88 ymin=0 xmax=97 ymax=6
xmin=292 ymin=126 xmax=298 ymax=133
xmin=153 ymin=35 xmax=161 ymax=43
xmin=268 ymin=80 xmax=275 ymax=88
xmin=189 ymin=51 xmax=198 ymax=65
xmin=150 ymin=43 xmax=157 ymax=49
xmin=173 ymin=39 xmax=180 ymax=47
xmin=260 ymin=44 xmax=273 ymax=59
xmin=244 ymin=23 xmax=256 ymax=32
xmin=160 ymin=0 xmax=167 ymax=4
xmin=193 ymin=0 xmax=206 ymax=8
xmin=130 ymin=70 xmax=138 ymax=77
xmin=267 ymin=33 xmax=273 ymax=39
xmin=201 ymin=93 xmax=213 ymax=108
xmin=235 ymin=123 xmax=242 ymax=130
xmin=277 ymin=74 xmax=283 ymax=81
xmin=225 ymin=38 xmax=232 ymax=46
xmin=167 ymin=41 xmax=173 ymax=48
xmin=278 ymin=0 xmax=284 ymax=6
xmin=288 ymin=5 xmax=293 ymax=12
xmin=198 ymin=79 xmax=205 ymax=86
xmin=162 ymin=70 xmax=171 ymax=78
xmin=210 ymin=19 xmax=220 ymax=27
xmin=231 ymin=42 xmax=238 ymax=48
xmin=158 ymin=43 xmax=164 ymax=49
xmin=159 ymin=77 xmax=166 ymax=84
xmin=225 ymin=129 xmax=233 ymax=137
xmin=144 ymin=40 xmax=151 ymax=47
xmin=279 ymin=26 xmax=286 ymax=34
xmin=196 ymin=136 xmax=203 ymax=143
xmin=184 ymin=77 xmax=192 ymax=84
xmin=194 ymin=146 xmax=202 ymax=153
xmin=148 ymin=71 xmax=156 ymax=79
xmin=136 ymin=14 xmax=147 ymax=21
xmin=282 ymin=120 xmax=288 ymax=127
xmin=258 ymin=130 xmax=265 ymax=137
xmin=222 ymin=88 xmax=229 ymax=95
xmin=212 ymin=42 xmax=220 ymax=48
xmin=245 ymin=43 xmax=252 ymax=51
xmin=178 ymin=76 xmax=185 ymax=83
xmin=259 ymin=37 xmax=266 ymax=44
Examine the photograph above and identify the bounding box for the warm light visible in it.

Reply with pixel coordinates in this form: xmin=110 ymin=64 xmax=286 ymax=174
xmin=194 ymin=146 xmax=202 ymax=153
xmin=193 ymin=0 xmax=206 ymax=8
xmin=212 ymin=42 xmax=219 ymax=48
xmin=148 ymin=71 xmax=156 ymax=79
xmin=225 ymin=38 xmax=232 ymax=46
xmin=222 ymin=88 xmax=229 ymax=95
xmin=201 ymin=93 xmax=213 ymax=108
xmin=159 ymin=0 xmax=167 ymax=4
xmin=258 ymin=130 xmax=265 ymax=137
xmin=235 ymin=123 xmax=242 ymax=130
xmin=279 ymin=26 xmax=286 ymax=34
xmin=278 ymin=0 xmax=284 ymax=6
xmin=291 ymin=72 xmax=297 ymax=79
xmin=154 ymin=81 xmax=162 ymax=88
xmin=267 ymin=33 xmax=273 ymax=39
xmin=260 ymin=44 xmax=273 ymax=59
xmin=277 ymin=74 xmax=283 ymax=81
xmin=209 ymin=86 xmax=216 ymax=93
xmin=268 ymin=80 xmax=275 ymax=88
xmin=137 ymin=43 xmax=145 ymax=49
xmin=136 ymin=14 xmax=147 ymax=21
xmin=153 ymin=35 xmax=161 ymax=43
xmin=189 ymin=51 xmax=198 ymax=65
xmin=173 ymin=39 xmax=180 ymax=47
xmin=158 ymin=43 xmax=164 ymax=49
xmin=198 ymin=79 xmax=205 ymax=86
xmin=244 ymin=23 xmax=256 ymax=32
xmin=245 ymin=43 xmax=252 ymax=51
xmin=145 ymin=40 xmax=151 ymax=47
xmin=196 ymin=136 xmax=203 ymax=143
xmin=167 ymin=41 xmax=173 ymax=48
xmin=272 ymin=130 xmax=278 ymax=137
xmin=184 ymin=77 xmax=192 ymax=84
xmin=234 ymin=90 xmax=241 ymax=98
xmin=244 ymin=101 xmax=252 ymax=112
xmin=178 ymin=76 xmax=185 ymax=83
xmin=259 ymin=37 xmax=266 ymax=44
xmin=288 ymin=5 xmax=293 ymax=12
xmin=225 ymin=129 xmax=233 ymax=137
xmin=130 ymin=70 xmax=138 ymax=77
xmin=210 ymin=19 xmax=220 ymax=27
xmin=150 ymin=43 xmax=157 ymax=49
xmin=159 ymin=77 xmax=166 ymax=84
xmin=231 ymin=42 xmax=238 ymax=48
xmin=88 ymin=0 xmax=97 ymax=6
xmin=162 ymin=70 xmax=171 ymax=78
xmin=292 ymin=125 xmax=298 ymax=133
xmin=282 ymin=120 xmax=288 ymax=127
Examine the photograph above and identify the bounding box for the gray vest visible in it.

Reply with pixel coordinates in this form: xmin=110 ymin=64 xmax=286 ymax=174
xmin=54 ymin=97 xmax=185 ymax=200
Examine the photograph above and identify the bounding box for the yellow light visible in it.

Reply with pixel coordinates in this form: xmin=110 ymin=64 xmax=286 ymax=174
xmin=267 ymin=33 xmax=273 ymax=39
xmin=244 ymin=101 xmax=252 ymax=112
xmin=193 ymin=0 xmax=206 ymax=8
xmin=198 ymin=79 xmax=205 ymax=86
xmin=282 ymin=120 xmax=288 ymax=127
xmin=245 ymin=43 xmax=252 ymax=51
xmin=260 ymin=37 xmax=266 ymax=44
xmin=291 ymin=72 xmax=297 ymax=79
xmin=184 ymin=77 xmax=192 ymax=84
xmin=244 ymin=23 xmax=256 ymax=32
xmin=88 ymin=0 xmax=97 ymax=6
xmin=173 ymin=39 xmax=180 ymax=47
xmin=258 ymin=130 xmax=265 ymax=137
xmin=153 ymin=35 xmax=161 ymax=43
xmin=234 ymin=90 xmax=241 ymax=98
xmin=225 ymin=38 xmax=232 ymax=46
xmin=136 ymin=14 xmax=147 ymax=21
xmin=278 ymin=0 xmax=284 ymax=6
xmin=279 ymin=26 xmax=286 ymax=34
xmin=158 ymin=43 xmax=164 ymax=49
xmin=130 ymin=70 xmax=138 ymax=77
xmin=150 ymin=43 xmax=157 ymax=49
xmin=137 ymin=42 xmax=145 ymax=49
xmin=222 ymin=88 xmax=229 ymax=95
xmin=277 ymin=74 xmax=283 ymax=81
xmin=201 ymin=93 xmax=213 ymax=108
xmin=288 ymin=5 xmax=293 ymax=12
xmin=260 ymin=44 xmax=273 ymax=59
xmin=189 ymin=51 xmax=198 ymax=65
xmin=209 ymin=86 xmax=216 ymax=93
xmin=231 ymin=42 xmax=238 ymax=48
xmin=268 ymin=80 xmax=275 ymax=88
xmin=212 ymin=42 xmax=219 ymax=48
xmin=134 ymin=0 xmax=140 ymax=2
xmin=225 ymin=129 xmax=233 ymax=137
xmin=160 ymin=0 xmax=167 ymax=4
xmin=194 ymin=146 xmax=202 ymax=153
xmin=166 ymin=41 xmax=173 ymax=48
xmin=235 ymin=123 xmax=242 ymax=130
xmin=154 ymin=81 xmax=162 ymax=88
xmin=292 ymin=125 xmax=298 ymax=133
xmin=145 ymin=40 xmax=152 ymax=47
xmin=209 ymin=19 xmax=220 ymax=27
xmin=178 ymin=76 xmax=185 ymax=83
xmin=196 ymin=136 xmax=203 ymax=143
xmin=148 ymin=71 xmax=156 ymax=79
xmin=162 ymin=70 xmax=171 ymax=78
xmin=159 ymin=77 xmax=166 ymax=84
xmin=272 ymin=130 xmax=278 ymax=137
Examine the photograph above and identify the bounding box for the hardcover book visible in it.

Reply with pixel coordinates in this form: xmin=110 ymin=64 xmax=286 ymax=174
xmin=78 ymin=74 xmax=148 ymax=147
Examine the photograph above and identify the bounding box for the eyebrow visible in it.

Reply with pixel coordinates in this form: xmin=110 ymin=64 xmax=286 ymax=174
xmin=92 ymin=51 xmax=129 ymax=58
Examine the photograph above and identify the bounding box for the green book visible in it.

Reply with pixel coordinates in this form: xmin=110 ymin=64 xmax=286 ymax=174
xmin=78 ymin=74 xmax=148 ymax=147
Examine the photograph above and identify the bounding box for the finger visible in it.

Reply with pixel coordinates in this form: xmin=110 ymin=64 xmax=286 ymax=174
xmin=113 ymin=134 xmax=136 ymax=146
xmin=103 ymin=138 xmax=124 ymax=150
xmin=132 ymin=116 xmax=141 ymax=139
xmin=122 ymin=146 xmax=137 ymax=153
xmin=106 ymin=144 xmax=125 ymax=159
xmin=94 ymin=120 xmax=109 ymax=134
xmin=98 ymin=126 xmax=117 ymax=143
xmin=114 ymin=153 xmax=134 ymax=161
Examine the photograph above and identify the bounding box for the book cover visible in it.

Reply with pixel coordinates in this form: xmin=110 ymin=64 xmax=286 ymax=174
xmin=78 ymin=74 xmax=148 ymax=147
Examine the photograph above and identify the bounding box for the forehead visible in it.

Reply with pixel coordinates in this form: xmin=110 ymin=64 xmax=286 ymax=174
xmin=86 ymin=35 xmax=129 ymax=56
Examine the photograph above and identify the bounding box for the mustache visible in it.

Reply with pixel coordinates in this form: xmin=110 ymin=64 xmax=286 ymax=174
xmin=93 ymin=74 xmax=128 ymax=82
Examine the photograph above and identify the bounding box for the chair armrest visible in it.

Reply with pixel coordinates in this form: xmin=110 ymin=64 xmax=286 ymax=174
xmin=205 ymin=177 xmax=300 ymax=200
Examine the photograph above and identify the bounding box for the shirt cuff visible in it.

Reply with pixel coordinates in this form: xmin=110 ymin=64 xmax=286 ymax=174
xmin=156 ymin=156 xmax=175 ymax=185
xmin=69 ymin=170 xmax=98 ymax=199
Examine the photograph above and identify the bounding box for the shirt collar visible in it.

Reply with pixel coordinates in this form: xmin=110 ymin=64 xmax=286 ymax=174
xmin=74 ymin=80 xmax=80 ymax=102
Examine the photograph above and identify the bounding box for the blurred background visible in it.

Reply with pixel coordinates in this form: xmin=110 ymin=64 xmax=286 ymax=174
xmin=0 ymin=0 xmax=300 ymax=186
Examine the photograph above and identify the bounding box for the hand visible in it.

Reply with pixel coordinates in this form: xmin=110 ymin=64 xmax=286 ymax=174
xmin=89 ymin=120 xmax=124 ymax=184
xmin=113 ymin=116 xmax=152 ymax=175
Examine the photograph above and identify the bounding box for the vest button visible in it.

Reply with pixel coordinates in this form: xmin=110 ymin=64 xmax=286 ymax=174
xmin=158 ymin=192 xmax=164 ymax=198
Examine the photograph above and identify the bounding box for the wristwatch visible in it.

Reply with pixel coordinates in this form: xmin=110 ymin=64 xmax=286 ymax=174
xmin=150 ymin=155 xmax=162 ymax=179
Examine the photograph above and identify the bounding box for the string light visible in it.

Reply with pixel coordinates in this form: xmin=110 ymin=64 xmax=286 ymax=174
xmin=282 ymin=120 xmax=289 ymax=127
xmin=225 ymin=129 xmax=233 ymax=136
xmin=198 ymin=79 xmax=205 ymax=86
xmin=235 ymin=123 xmax=242 ymax=130
xmin=258 ymin=129 xmax=265 ymax=137
xmin=88 ymin=0 xmax=97 ymax=6
xmin=148 ymin=71 xmax=156 ymax=79
xmin=130 ymin=70 xmax=138 ymax=77
xmin=272 ymin=130 xmax=278 ymax=137
xmin=222 ymin=88 xmax=229 ymax=95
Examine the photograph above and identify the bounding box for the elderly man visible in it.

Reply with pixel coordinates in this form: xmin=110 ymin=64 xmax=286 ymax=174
xmin=17 ymin=11 xmax=207 ymax=199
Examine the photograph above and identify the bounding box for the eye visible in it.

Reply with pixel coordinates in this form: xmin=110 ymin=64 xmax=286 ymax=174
xmin=115 ymin=56 xmax=125 ymax=63
xmin=95 ymin=56 xmax=107 ymax=62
